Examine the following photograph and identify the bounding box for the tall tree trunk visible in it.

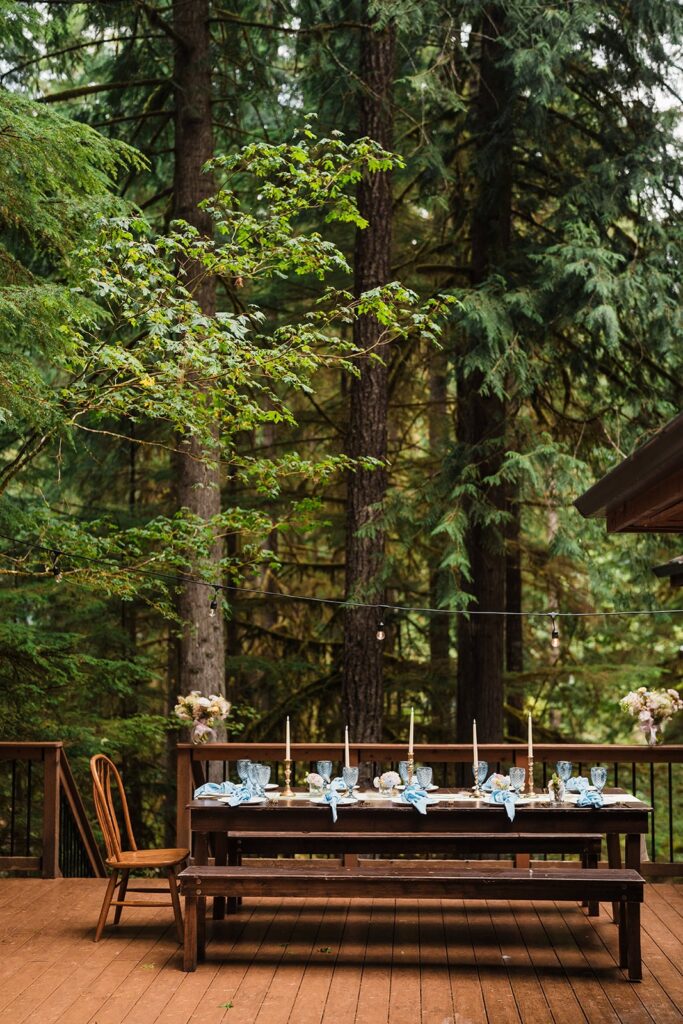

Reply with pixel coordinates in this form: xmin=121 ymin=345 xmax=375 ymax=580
xmin=456 ymin=6 xmax=512 ymax=743
xmin=342 ymin=12 xmax=395 ymax=743
xmin=428 ymin=344 xmax=453 ymax=739
xmin=172 ymin=0 xmax=226 ymax=700
xmin=505 ymin=485 xmax=524 ymax=738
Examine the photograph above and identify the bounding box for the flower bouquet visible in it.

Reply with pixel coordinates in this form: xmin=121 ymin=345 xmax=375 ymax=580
xmin=174 ymin=691 xmax=231 ymax=744
xmin=620 ymin=687 xmax=683 ymax=745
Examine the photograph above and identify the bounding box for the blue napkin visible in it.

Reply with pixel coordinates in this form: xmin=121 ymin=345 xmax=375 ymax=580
xmin=481 ymin=774 xmax=510 ymax=793
xmin=488 ymin=789 xmax=518 ymax=821
xmin=224 ymin=783 xmax=257 ymax=807
xmin=577 ymin=790 xmax=604 ymax=808
xmin=323 ymin=787 xmax=341 ymax=822
xmin=566 ymin=776 xmax=590 ymax=793
xmin=401 ymin=784 xmax=429 ymax=815
xmin=194 ymin=781 xmax=239 ymax=798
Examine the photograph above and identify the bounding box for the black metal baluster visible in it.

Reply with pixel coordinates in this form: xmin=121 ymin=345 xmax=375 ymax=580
xmin=649 ymin=762 xmax=656 ymax=861
xmin=668 ymin=762 xmax=674 ymax=865
xmin=9 ymin=760 xmax=16 ymax=857
xmin=25 ymin=759 xmax=32 ymax=856
xmin=631 ymin=762 xmax=637 ymax=798
xmin=614 ymin=762 xmax=619 ymax=788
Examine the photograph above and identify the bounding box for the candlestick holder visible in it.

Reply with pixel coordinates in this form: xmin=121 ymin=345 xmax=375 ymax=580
xmin=526 ymin=755 xmax=534 ymax=797
xmin=407 ymin=752 xmax=415 ymax=784
xmin=282 ymin=758 xmax=293 ymax=797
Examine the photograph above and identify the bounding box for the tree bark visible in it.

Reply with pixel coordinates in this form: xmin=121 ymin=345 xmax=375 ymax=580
xmin=505 ymin=485 xmax=524 ymax=738
xmin=456 ymin=6 xmax=512 ymax=743
xmin=342 ymin=12 xmax=395 ymax=743
xmin=172 ymin=0 xmax=225 ymax=699
xmin=428 ymin=344 xmax=453 ymax=739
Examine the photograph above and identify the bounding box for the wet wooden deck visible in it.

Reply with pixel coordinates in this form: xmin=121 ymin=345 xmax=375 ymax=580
xmin=0 ymin=876 xmax=681 ymax=1023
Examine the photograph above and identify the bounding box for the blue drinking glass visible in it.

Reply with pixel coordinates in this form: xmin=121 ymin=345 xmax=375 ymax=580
xmin=590 ymin=766 xmax=608 ymax=792
xmin=473 ymin=760 xmax=488 ymax=788
xmin=342 ymin=766 xmax=359 ymax=792
xmin=509 ymin=766 xmax=526 ymax=794
xmin=556 ymin=760 xmax=573 ymax=783
xmin=316 ymin=760 xmax=333 ymax=783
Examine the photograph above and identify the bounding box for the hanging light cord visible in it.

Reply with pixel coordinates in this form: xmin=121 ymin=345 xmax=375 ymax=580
xmin=0 ymin=530 xmax=682 ymax=620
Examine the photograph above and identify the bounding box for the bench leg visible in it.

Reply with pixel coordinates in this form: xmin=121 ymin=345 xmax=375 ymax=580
xmin=584 ymin=850 xmax=600 ymax=916
xmin=198 ymin=897 xmax=207 ymax=962
xmin=183 ymin=895 xmax=198 ymax=972
xmin=226 ymin=838 xmax=241 ymax=916
xmin=606 ymin=834 xmax=621 ymax=923
xmin=626 ymin=900 xmax=641 ymax=982
xmin=213 ymin=834 xmax=228 ymax=920
xmin=618 ymin=899 xmax=628 ymax=969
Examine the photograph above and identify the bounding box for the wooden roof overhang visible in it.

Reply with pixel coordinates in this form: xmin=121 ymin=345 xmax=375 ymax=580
xmin=574 ymin=411 xmax=683 ymax=533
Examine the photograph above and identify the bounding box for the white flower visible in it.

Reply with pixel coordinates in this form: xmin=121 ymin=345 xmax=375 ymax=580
xmin=306 ymin=772 xmax=325 ymax=788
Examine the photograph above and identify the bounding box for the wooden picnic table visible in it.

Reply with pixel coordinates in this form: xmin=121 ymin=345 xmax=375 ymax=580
xmin=188 ymin=787 xmax=651 ymax=874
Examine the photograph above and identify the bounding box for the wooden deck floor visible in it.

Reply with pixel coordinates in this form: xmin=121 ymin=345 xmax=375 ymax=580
xmin=0 ymin=876 xmax=682 ymax=1024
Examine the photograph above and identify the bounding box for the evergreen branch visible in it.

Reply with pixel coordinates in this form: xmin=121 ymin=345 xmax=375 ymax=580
xmin=1 ymin=35 xmax=161 ymax=82
xmin=39 ymin=79 xmax=167 ymax=103
xmin=210 ymin=10 xmax=367 ymax=34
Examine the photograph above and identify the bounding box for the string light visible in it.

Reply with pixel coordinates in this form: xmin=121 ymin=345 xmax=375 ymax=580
xmin=209 ymin=587 xmax=219 ymax=618
xmin=550 ymin=614 xmax=560 ymax=650
xmin=376 ymin=620 xmax=385 ymax=641
xmin=1 ymin=531 xmax=683 ymax=622
xmin=51 ymin=551 xmax=63 ymax=583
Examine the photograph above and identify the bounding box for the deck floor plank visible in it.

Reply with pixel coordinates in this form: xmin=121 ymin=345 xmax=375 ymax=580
xmin=1 ymin=877 xmax=682 ymax=1024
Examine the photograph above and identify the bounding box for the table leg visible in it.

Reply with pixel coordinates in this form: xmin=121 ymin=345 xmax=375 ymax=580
xmin=212 ymin=832 xmax=228 ymax=920
xmin=626 ymin=900 xmax=642 ymax=982
xmin=606 ymin=833 xmax=621 ymax=924
xmin=226 ymin=836 xmax=242 ymax=915
xmin=197 ymin=897 xmax=206 ymax=962
xmin=194 ymin=831 xmax=209 ymax=867
xmin=624 ymin=833 xmax=641 ymax=873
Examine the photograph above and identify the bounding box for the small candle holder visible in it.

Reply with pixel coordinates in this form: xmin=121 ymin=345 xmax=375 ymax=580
xmin=472 ymin=759 xmax=487 ymax=799
xmin=282 ymin=758 xmax=293 ymax=797
xmin=526 ymin=755 xmax=534 ymax=797
xmin=407 ymin=753 xmax=415 ymax=785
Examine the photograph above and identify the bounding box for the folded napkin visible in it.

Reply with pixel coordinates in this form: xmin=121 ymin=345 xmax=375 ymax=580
xmin=565 ymin=776 xmax=590 ymax=793
xmin=488 ymin=789 xmax=518 ymax=821
xmin=323 ymin=787 xmax=341 ymax=823
xmin=482 ymin=773 xmax=510 ymax=793
xmin=401 ymin=784 xmax=429 ymax=815
xmin=576 ymin=790 xmax=604 ymax=808
xmin=194 ymin=781 xmax=239 ymax=798
xmin=223 ymin=783 xmax=258 ymax=807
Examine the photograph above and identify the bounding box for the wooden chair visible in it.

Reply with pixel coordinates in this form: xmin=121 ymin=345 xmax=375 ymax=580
xmin=90 ymin=754 xmax=188 ymax=943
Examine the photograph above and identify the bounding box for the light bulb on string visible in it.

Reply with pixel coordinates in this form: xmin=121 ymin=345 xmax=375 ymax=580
xmin=209 ymin=587 xmax=219 ymax=618
xmin=550 ymin=613 xmax=560 ymax=650
xmin=51 ymin=551 xmax=63 ymax=583
xmin=376 ymin=621 xmax=385 ymax=641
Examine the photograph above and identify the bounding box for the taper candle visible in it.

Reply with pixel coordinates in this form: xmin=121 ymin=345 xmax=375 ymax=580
xmin=527 ymin=712 xmax=533 ymax=761
xmin=408 ymin=707 xmax=414 ymax=754
xmin=473 ymin=718 xmax=478 ymax=767
xmin=344 ymin=725 xmax=350 ymax=769
xmin=286 ymin=715 xmax=291 ymax=761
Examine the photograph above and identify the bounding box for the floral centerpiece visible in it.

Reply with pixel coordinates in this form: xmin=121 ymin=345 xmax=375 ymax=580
xmin=174 ymin=691 xmax=231 ymax=744
xmin=620 ymin=687 xmax=683 ymax=745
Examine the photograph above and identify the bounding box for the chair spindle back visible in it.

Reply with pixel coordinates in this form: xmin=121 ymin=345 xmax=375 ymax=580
xmin=90 ymin=754 xmax=137 ymax=862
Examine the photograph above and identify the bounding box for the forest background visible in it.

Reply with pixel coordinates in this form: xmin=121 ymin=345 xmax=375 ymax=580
xmin=1 ymin=0 xmax=682 ymax=844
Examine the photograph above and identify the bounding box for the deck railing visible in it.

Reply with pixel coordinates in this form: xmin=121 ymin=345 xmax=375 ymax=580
xmin=0 ymin=742 xmax=105 ymax=878
xmin=177 ymin=742 xmax=683 ymax=877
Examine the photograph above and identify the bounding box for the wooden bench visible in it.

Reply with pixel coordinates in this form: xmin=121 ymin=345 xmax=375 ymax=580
xmin=178 ymin=863 xmax=644 ymax=980
xmin=214 ymin=831 xmax=604 ymax=917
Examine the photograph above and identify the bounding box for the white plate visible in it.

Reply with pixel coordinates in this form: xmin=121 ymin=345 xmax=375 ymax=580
xmin=397 ymin=783 xmax=438 ymax=792
xmin=310 ymin=796 xmax=357 ymax=806
xmin=390 ymin=795 xmax=438 ymax=806
xmin=485 ymin=795 xmax=532 ymax=806
xmin=217 ymin=795 xmax=266 ymax=805
xmin=264 ymin=783 xmax=279 ymax=790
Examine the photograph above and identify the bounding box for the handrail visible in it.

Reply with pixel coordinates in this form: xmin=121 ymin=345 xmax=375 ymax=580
xmin=0 ymin=742 xmax=106 ymax=878
xmin=176 ymin=742 xmax=683 ymax=876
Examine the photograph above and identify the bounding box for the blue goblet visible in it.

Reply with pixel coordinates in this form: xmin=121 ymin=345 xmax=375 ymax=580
xmin=556 ymin=760 xmax=573 ymax=784
xmin=342 ymin=766 xmax=359 ymax=793
xmin=316 ymin=760 xmax=333 ymax=784
xmin=590 ymin=766 xmax=608 ymax=793
xmin=398 ymin=760 xmax=410 ymax=786
xmin=416 ymin=766 xmax=433 ymax=790
xmin=509 ymin=766 xmax=526 ymax=795
xmin=473 ymin=760 xmax=488 ymax=795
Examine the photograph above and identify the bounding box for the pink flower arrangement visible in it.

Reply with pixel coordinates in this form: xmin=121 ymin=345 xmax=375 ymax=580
xmin=619 ymin=687 xmax=683 ymax=745
xmin=174 ymin=690 xmax=231 ymax=744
